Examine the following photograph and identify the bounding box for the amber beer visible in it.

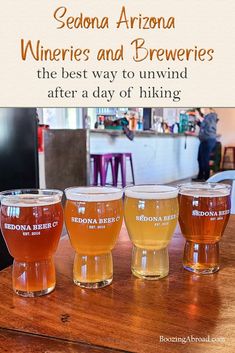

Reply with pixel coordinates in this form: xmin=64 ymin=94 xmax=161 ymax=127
xmin=178 ymin=183 xmax=231 ymax=274
xmin=0 ymin=190 xmax=63 ymax=297
xmin=65 ymin=187 xmax=123 ymax=288
xmin=124 ymin=185 xmax=178 ymax=280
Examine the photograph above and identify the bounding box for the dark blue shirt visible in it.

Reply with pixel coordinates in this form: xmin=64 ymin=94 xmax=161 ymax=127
xmin=199 ymin=113 xmax=217 ymax=141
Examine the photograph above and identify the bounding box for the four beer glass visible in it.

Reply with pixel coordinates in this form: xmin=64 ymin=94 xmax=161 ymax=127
xmin=0 ymin=189 xmax=63 ymax=297
xmin=124 ymin=185 xmax=179 ymax=280
xmin=64 ymin=187 xmax=123 ymax=288
xmin=178 ymin=183 xmax=231 ymax=274
xmin=0 ymin=182 xmax=231 ymax=296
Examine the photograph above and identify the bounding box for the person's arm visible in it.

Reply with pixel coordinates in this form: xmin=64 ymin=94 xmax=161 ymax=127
xmin=196 ymin=116 xmax=204 ymax=127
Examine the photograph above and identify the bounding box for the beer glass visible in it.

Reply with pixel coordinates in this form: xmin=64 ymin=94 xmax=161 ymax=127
xmin=178 ymin=183 xmax=231 ymax=274
xmin=124 ymin=185 xmax=179 ymax=280
xmin=64 ymin=187 xmax=123 ymax=288
xmin=0 ymin=189 xmax=63 ymax=297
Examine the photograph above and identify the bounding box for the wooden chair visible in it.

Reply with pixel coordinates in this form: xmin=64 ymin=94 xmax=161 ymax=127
xmin=222 ymin=147 xmax=235 ymax=170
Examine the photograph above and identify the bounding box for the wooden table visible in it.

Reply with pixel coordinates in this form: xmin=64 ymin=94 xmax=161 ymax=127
xmin=0 ymin=217 xmax=234 ymax=353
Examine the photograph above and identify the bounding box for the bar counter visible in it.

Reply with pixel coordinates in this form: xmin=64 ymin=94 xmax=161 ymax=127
xmin=90 ymin=129 xmax=199 ymax=184
xmin=90 ymin=129 xmax=191 ymax=137
xmin=39 ymin=129 xmax=199 ymax=189
xmin=0 ymin=217 xmax=234 ymax=353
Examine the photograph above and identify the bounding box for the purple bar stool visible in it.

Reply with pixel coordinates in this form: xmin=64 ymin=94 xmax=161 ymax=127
xmin=91 ymin=154 xmax=116 ymax=186
xmin=114 ymin=153 xmax=135 ymax=188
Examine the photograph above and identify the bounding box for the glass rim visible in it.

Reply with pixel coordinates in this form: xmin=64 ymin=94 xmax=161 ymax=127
xmin=178 ymin=182 xmax=231 ymax=197
xmin=65 ymin=186 xmax=123 ymax=202
xmin=124 ymin=184 xmax=178 ymax=199
xmin=0 ymin=188 xmax=63 ymax=206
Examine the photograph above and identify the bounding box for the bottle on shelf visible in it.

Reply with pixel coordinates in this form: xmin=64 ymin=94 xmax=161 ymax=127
xmin=98 ymin=115 xmax=105 ymax=129
xmin=173 ymin=122 xmax=179 ymax=134
xmin=137 ymin=119 xmax=143 ymax=130
xmin=179 ymin=112 xmax=189 ymax=133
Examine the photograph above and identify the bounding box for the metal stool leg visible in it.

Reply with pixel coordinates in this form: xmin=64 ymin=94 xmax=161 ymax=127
xmin=111 ymin=157 xmax=116 ymax=186
xmin=129 ymin=155 xmax=135 ymax=185
xmin=120 ymin=155 xmax=127 ymax=188
xmin=100 ymin=156 xmax=106 ymax=186
xmin=114 ymin=157 xmax=119 ymax=187
xmin=105 ymin=159 xmax=109 ymax=181
xmin=93 ymin=158 xmax=99 ymax=186
xmin=104 ymin=157 xmax=116 ymax=186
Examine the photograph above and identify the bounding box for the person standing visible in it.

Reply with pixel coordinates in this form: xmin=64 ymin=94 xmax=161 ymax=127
xmin=193 ymin=108 xmax=218 ymax=181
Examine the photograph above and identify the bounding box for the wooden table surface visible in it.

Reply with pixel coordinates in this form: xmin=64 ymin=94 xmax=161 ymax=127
xmin=0 ymin=217 xmax=234 ymax=353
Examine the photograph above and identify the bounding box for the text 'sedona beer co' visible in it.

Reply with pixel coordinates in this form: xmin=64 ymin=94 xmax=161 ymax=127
xmin=65 ymin=187 xmax=123 ymax=288
xmin=178 ymin=183 xmax=231 ymax=274
xmin=0 ymin=189 xmax=63 ymax=297
xmin=124 ymin=185 xmax=179 ymax=280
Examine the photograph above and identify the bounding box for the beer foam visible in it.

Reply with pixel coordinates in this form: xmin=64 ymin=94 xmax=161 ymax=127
xmin=124 ymin=185 xmax=178 ymax=199
xmin=1 ymin=193 xmax=62 ymax=207
xmin=65 ymin=187 xmax=123 ymax=202
xmin=179 ymin=183 xmax=231 ymax=197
